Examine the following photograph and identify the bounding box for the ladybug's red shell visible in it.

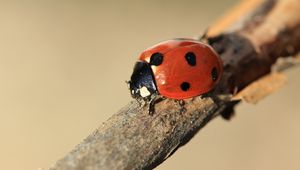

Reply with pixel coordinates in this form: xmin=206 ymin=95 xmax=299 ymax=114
xmin=138 ymin=39 xmax=223 ymax=99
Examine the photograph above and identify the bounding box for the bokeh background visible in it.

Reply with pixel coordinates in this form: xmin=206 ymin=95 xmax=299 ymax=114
xmin=0 ymin=0 xmax=299 ymax=170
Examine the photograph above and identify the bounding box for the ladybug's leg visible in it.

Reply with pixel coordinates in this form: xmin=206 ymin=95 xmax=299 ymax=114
xmin=148 ymin=94 xmax=164 ymax=115
xmin=198 ymin=28 xmax=209 ymax=42
xmin=134 ymin=97 xmax=146 ymax=108
xmin=135 ymin=98 xmax=142 ymax=107
xmin=141 ymin=98 xmax=149 ymax=108
xmin=148 ymin=99 xmax=155 ymax=115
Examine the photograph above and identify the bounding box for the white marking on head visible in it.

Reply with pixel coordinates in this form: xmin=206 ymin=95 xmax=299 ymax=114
xmin=140 ymin=86 xmax=151 ymax=97
xmin=151 ymin=66 xmax=157 ymax=74
xmin=145 ymin=56 xmax=151 ymax=63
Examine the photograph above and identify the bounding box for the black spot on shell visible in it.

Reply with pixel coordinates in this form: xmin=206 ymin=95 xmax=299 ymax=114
xmin=211 ymin=67 xmax=218 ymax=81
xmin=180 ymin=82 xmax=190 ymax=91
xmin=150 ymin=53 xmax=163 ymax=66
xmin=185 ymin=52 xmax=196 ymax=66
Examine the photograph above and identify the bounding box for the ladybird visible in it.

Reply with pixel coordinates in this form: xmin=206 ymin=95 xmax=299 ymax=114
xmin=129 ymin=39 xmax=223 ymax=104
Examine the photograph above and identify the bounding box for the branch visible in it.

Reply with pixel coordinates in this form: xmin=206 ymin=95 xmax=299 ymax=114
xmin=50 ymin=0 xmax=300 ymax=169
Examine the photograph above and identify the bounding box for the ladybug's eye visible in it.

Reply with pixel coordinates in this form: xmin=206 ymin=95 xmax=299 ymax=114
xmin=211 ymin=67 xmax=218 ymax=81
xmin=185 ymin=52 xmax=196 ymax=66
xmin=150 ymin=52 xmax=163 ymax=66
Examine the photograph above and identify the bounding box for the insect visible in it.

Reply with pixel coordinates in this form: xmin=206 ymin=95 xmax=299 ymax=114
xmin=128 ymin=39 xmax=223 ymax=113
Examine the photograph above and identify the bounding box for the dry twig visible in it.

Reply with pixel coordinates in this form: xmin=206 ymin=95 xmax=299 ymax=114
xmin=50 ymin=0 xmax=300 ymax=169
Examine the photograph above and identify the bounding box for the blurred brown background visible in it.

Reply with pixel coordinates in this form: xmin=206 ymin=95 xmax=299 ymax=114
xmin=0 ymin=0 xmax=299 ymax=170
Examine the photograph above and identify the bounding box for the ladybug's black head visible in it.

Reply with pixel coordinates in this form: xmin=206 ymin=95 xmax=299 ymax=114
xmin=129 ymin=61 xmax=157 ymax=99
